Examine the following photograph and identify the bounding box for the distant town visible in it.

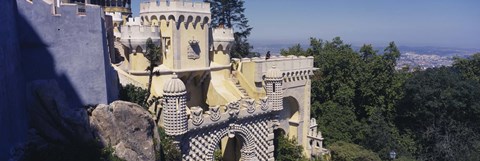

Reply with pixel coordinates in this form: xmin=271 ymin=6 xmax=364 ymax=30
xmin=252 ymin=43 xmax=480 ymax=70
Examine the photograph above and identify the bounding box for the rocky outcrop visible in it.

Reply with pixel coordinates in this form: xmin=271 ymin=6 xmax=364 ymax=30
xmin=10 ymin=80 xmax=159 ymax=160
xmin=90 ymin=101 xmax=160 ymax=161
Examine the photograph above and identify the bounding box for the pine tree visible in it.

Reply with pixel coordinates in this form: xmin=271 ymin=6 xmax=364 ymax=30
xmin=205 ymin=0 xmax=253 ymax=58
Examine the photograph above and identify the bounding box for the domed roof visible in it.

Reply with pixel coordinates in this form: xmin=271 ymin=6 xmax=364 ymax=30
xmin=266 ymin=65 xmax=283 ymax=79
xmin=163 ymin=73 xmax=186 ymax=94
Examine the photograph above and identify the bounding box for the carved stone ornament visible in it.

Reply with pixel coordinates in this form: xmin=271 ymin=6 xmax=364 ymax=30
xmin=187 ymin=40 xmax=200 ymax=60
xmin=243 ymin=98 xmax=255 ymax=114
xmin=227 ymin=101 xmax=240 ymax=117
xmin=209 ymin=105 xmax=221 ymax=122
xmin=191 ymin=107 xmax=204 ymax=126
xmin=259 ymin=97 xmax=269 ymax=111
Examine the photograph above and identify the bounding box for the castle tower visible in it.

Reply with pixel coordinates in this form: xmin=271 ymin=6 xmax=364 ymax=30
xmin=265 ymin=65 xmax=283 ymax=111
xmin=211 ymin=25 xmax=235 ymax=65
xmin=162 ymin=73 xmax=188 ymax=136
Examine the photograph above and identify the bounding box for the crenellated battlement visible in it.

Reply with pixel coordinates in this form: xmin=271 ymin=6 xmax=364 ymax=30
xmin=140 ymin=0 xmax=210 ymax=14
xmin=139 ymin=0 xmax=211 ymax=28
xmin=235 ymin=55 xmax=317 ymax=83
xmin=23 ymin=0 xmax=104 ymax=17
xmin=125 ymin=17 xmax=142 ymax=26
xmin=212 ymin=27 xmax=234 ymax=51
xmin=120 ymin=18 xmax=161 ymax=52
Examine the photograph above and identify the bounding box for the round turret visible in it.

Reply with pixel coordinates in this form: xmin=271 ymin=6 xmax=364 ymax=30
xmin=162 ymin=73 xmax=188 ymax=136
xmin=163 ymin=74 xmax=187 ymax=95
xmin=265 ymin=65 xmax=282 ymax=80
xmin=264 ymin=65 xmax=283 ymax=111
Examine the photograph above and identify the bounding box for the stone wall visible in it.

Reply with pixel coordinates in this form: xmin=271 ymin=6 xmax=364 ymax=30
xmin=0 ymin=0 xmax=28 ymax=160
xmin=16 ymin=0 xmax=118 ymax=108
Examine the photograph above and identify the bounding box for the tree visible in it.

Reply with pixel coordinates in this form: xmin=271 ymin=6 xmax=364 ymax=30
xmin=280 ymin=44 xmax=306 ymax=56
xmin=329 ymin=141 xmax=382 ymax=161
xmin=158 ymin=127 xmax=181 ymax=161
xmin=397 ymin=67 xmax=480 ymax=161
xmin=206 ymin=0 xmax=253 ymax=58
xmin=280 ymin=37 xmax=414 ymax=160
xmin=453 ymin=53 xmax=480 ymax=83
xmin=144 ymin=38 xmax=161 ymax=106
xmin=359 ymin=44 xmax=376 ymax=62
xmin=274 ymin=131 xmax=307 ymax=161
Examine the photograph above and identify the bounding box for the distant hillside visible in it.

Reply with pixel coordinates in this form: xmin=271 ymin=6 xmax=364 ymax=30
xmin=252 ymin=42 xmax=479 ymax=70
xmin=252 ymin=43 xmax=480 ymax=58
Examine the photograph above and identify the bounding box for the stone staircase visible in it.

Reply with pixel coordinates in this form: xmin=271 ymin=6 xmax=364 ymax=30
xmin=231 ymin=76 xmax=250 ymax=98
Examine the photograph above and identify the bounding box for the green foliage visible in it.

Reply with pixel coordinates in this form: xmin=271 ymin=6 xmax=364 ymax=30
xmin=280 ymin=44 xmax=307 ymax=56
xmin=397 ymin=67 xmax=480 ymax=161
xmin=281 ymin=35 xmax=480 ymax=160
xmin=206 ymin=0 xmax=253 ymax=58
xmin=144 ymin=38 xmax=162 ymax=106
xmin=453 ymin=53 xmax=480 ymax=83
xmin=274 ymin=131 xmax=308 ymax=161
xmin=145 ymin=38 xmax=161 ymax=65
xmin=213 ymin=149 xmax=223 ymax=161
xmin=119 ymin=84 xmax=148 ymax=107
xmin=157 ymin=127 xmax=181 ymax=161
xmin=281 ymin=37 xmax=414 ymax=159
xmin=329 ymin=141 xmax=381 ymax=161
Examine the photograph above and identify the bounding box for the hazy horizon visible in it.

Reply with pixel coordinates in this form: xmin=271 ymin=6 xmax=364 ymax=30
xmin=132 ymin=0 xmax=480 ymax=49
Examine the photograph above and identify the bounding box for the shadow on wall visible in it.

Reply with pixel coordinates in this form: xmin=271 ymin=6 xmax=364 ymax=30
xmin=16 ymin=10 xmax=84 ymax=111
xmin=0 ymin=0 xmax=27 ymax=160
xmin=1 ymin=0 xmax=119 ymax=160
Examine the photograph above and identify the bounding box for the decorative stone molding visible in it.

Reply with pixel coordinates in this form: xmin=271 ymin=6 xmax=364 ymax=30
xmin=187 ymin=40 xmax=200 ymax=60
xmin=308 ymin=118 xmax=327 ymax=157
xmin=209 ymin=105 xmax=221 ymax=122
xmin=227 ymin=101 xmax=240 ymax=117
xmin=190 ymin=106 xmax=204 ymax=126
xmin=259 ymin=97 xmax=269 ymax=111
xmin=242 ymin=98 xmax=256 ymax=114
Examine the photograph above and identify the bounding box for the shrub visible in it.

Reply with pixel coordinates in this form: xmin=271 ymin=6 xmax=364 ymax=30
xmin=329 ymin=141 xmax=381 ymax=161
xmin=119 ymin=84 xmax=148 ymax=107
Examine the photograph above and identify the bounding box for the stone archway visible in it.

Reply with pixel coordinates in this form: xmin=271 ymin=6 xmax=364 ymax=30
xmin=182 ymin=119 xmax=273 ymax=161
xmin=206 ymin=124 xmax=256 ymax=161
xmin=283 ymin=96 xmax=300 ymax=139
xmin=222 ymin=135 xmax=243 ymax=161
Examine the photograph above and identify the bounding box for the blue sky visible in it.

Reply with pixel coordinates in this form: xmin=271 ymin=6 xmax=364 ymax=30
xmin=132 ymin=0 xmax=480 ymax=48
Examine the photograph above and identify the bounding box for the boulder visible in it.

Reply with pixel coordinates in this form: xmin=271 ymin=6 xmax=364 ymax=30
xmin=90 ymin=101 xmax=160 ymax=161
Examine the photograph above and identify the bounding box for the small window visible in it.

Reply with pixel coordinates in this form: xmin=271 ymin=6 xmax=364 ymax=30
xmin=176 ymin=98 xmax=180 ymax=113
xmin=273 ymin=83 xmax=276 ymax=92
